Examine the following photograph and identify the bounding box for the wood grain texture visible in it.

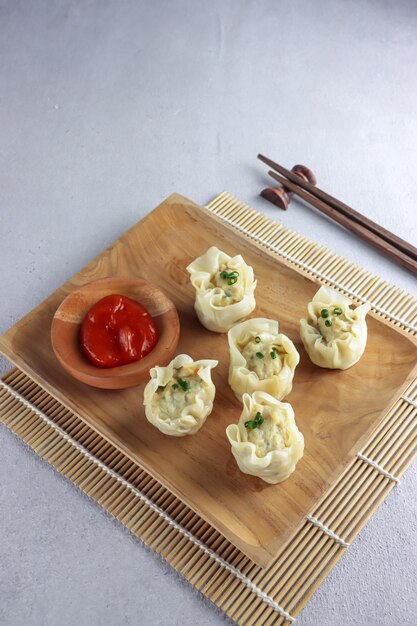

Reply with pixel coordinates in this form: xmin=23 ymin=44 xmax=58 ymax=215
xmin=258 ymin=153 xmax=417 ymax=265
xmin=1 ymin=193 xmax=416 ymax=567
xmin=267 ymin=169 xmax=417 ymax=275
xmin=51 ymin=276 xmax=180 ymax=389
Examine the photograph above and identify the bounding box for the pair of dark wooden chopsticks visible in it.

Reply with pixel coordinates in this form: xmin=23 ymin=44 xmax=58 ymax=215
xmin=258 ymin=154 xmax=417 ymax=276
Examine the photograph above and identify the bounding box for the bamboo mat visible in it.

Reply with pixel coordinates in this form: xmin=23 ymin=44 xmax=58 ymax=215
xmin=1 ymin=192 xmax=416 ymax=625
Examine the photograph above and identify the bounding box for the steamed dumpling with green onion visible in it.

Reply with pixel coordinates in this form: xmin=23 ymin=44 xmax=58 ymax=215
xmin=186 ymin=246 xmax=256 ymax=332
xmin=228 ymin=318 xmax=299 ymax=402
xmin=226 ymin=391 xmax=304 ymax=484
xmin=300 ymin=285 xmax=371 ymax=369
xmin=143 ymin=354 xmax=218 ymax=436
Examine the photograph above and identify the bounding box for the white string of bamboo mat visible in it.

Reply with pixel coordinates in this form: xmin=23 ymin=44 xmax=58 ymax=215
xmin=402 ymin=395 xmax=417 ymax=410
xmin=305 ymin=515 xmax=349 ymax=548
xmin=0 ymin=378 xmax=295 ymax=624
xmin=207 ymin=201 xmax=417 ymax=334
xmin=355 ymin=452 xmax=400 ymax=483
xmin=353 ymin=391 xmax=417 ymax=482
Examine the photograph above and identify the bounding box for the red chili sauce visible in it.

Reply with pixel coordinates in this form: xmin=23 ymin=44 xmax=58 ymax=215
xmin=80 ymin=294 xmax=159 ymax=368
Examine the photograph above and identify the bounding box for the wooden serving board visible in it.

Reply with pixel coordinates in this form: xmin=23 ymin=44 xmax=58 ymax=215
xmin=1 ymin=193 xmax=416 ymax=568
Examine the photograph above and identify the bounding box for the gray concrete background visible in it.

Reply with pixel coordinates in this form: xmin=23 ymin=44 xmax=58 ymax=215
xmin=1 ymin=1 xmax=416 ymax=624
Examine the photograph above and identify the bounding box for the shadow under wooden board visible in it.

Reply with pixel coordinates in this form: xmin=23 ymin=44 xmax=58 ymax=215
xmin=1 ymin=193 xmax=416 ymax=568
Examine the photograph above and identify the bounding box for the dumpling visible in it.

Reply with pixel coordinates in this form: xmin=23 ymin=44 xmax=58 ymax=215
xmin=143 ymin=354 xmax=218 ymax=436
xmin=186 ymin=246 xmax=256 ymax=332
xmin=228 ymin=318 xmax=299 ymax=402
xmin=226 ymin=391 xmax=304 ymax=484
xmin=300 ymin=285 xmax=371 ymax=369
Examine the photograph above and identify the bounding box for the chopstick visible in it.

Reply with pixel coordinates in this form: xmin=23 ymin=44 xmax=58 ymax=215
xmin=258 ymin=154 xmax=417 ymax=264
xmin=266 ymin=168 xmax=417 ymax=276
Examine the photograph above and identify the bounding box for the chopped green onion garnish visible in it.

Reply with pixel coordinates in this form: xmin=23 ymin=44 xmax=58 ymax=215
xmin=325 ymin=319 xmax=332 ymax=327
xmin=270 ymin=351 xmax=277 ymax=359
xmin=220 ymin=270 xmax=239 ymax=283
xmin=255 ymin=411 xmax=264 ymax=425
xmin=245 ymin=412 xmax=264 ymax=430
xmin=256 ymin=352 xmax=264 ymax=359
xmin=255 ymin=336 xmax=261 ymax=343
xmin=172 ymin=383 xmax=179 ymax=390
xmin=177 ymin=378 xmax=190 ymax=391
xmin=320 ymin=309 xmax=330 ymax=318
xmin=333 ymin=307 xmax=343 ymax=315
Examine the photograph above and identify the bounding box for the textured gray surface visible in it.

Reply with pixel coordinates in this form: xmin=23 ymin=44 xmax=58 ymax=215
xmin=1 ymin=1 xmax=416 ymax=624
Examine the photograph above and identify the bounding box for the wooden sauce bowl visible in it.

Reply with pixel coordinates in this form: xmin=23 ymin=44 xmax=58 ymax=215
xmin=51 ymin=277 xmax=180 ymax=389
